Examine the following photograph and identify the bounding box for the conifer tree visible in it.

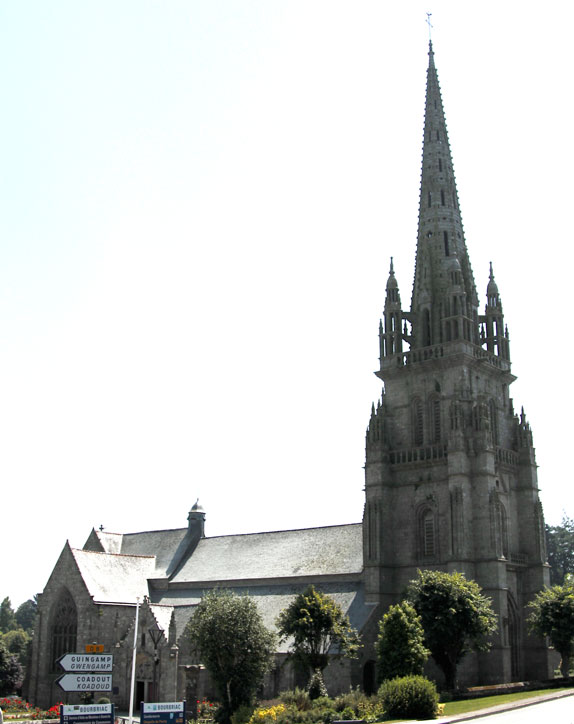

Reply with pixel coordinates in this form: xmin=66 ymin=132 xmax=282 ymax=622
xmin=376 ymin=601 xmax=429 ymax=683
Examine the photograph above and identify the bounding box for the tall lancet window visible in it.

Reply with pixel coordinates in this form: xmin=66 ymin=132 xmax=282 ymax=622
xmin=423 ymin=511 xmax=436 ymax=556
xmin=413 ymin=399 xmax=424 ymax=446
xmin=422 ymin=309 xmax=431 ymax=347
xmin=431 ymin=397 xmax=441 ymax=442
xmin=50 ymin=589 xmax=77 ymax=672
xmin=489 ymin=400 xmax=499 ymax=446
xmin=418 ymin=507 xmax=437 ymax=559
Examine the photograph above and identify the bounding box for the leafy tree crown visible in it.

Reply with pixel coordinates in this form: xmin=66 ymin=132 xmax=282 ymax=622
xmin=276 ymin=585 xmax=361 ymax=673
xmin=185 ymin=590 xmax=275 ymax=724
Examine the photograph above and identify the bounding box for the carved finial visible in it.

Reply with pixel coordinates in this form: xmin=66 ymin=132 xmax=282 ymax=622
xmin=489 ymin=261 xmax=494 ymax=280
xmin=390 ymin=256 xmax=394 ymax=275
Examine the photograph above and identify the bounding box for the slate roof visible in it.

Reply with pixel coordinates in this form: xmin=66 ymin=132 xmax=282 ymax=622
xmin=151 ymin=581 xmax=373 ymax=652
xmin=74 ymin=522 xmax=368 ymax=644
xmin=71 ymin=548 xmax=156 ymax=604
xmin=170 ymin=524 xmax=363 ymax=584
xmin=116 ymin=528 xmax=189 ymax=577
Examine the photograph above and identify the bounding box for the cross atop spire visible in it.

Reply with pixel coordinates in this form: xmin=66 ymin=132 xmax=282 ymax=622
xmin=426 ymin=12 xmax=433 ymax=42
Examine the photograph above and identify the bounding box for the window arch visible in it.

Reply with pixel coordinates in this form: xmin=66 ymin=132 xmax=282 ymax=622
xmin=50 ymin=589 xmax=77 ymax=672
xmin=422 ymin=308 xmax=431 ymax=347
xmin=430 ymin=397 xmax=441 ymax=443
xmin=489 ymin=399 xmax=499 ymax=445
xmin=412 ymin=398 xmax=424 ymax=446
xmin=418 ymin=506 xmax=437 ymax=559
xmin=500 ymin=503 xmax=509 ymax=559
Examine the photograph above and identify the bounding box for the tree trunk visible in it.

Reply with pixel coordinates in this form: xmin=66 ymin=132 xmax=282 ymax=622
xmin=442 ymin=658 xmax=457 ymax=691
xmin=559 ymin=653 xmax=571 ymax=677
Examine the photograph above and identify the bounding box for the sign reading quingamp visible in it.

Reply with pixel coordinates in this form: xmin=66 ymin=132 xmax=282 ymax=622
xmin=57 ymin=674 xmax=112 ymax=692
xmin=59 ymin=654 xmax=113 ymax=672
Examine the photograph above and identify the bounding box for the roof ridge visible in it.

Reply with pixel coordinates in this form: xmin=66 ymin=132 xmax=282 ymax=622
xmin=202 ymin=521 xmax=362 ymax=541
xmin=73 ymin=548 xmax=156 ymax=560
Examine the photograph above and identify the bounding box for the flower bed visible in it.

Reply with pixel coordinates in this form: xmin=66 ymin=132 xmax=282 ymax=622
xmin=0 ymin=698 xmax=61 ymax=720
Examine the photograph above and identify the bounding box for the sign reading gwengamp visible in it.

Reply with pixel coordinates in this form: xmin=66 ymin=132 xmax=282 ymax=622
xmin=58 ymin=654 xmax=113 ymax=672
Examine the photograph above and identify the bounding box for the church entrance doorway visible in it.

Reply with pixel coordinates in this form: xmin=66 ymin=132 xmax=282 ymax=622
xmin=135 ymin=680 xmax=156 ymax=708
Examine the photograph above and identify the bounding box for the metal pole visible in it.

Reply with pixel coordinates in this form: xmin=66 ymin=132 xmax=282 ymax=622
xmin=128 ymin=598 xmax=140 ymax=724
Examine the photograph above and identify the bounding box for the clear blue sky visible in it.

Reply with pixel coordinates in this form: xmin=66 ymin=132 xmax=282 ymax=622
xmin=1 ymin=1 xmax=573 ymax=608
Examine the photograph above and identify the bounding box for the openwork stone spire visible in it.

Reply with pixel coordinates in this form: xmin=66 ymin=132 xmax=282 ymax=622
xmin=410 ymin=41 xmax=479 ymax=351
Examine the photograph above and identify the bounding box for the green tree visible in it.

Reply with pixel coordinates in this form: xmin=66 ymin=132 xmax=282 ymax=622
xmin=185 ymin=590 xmax=276 ymax=724
xmin=0 ymin=640 xmax=23 ymax=696
xmin=15 ymin=599 xmax=38 ymax=633
xmin=276 ymin=585 xmax=361 ymax=682
xmin=0 ymin=598 xmax=17 ymax=633
xmin=1 ymin=628 xmax=31 ymax=667
xmin=546 ymin=515 xmax=574 ymax=585
xmin=527 ymin=581 xmax=574 ymax=677
xmin=376 ymin=601 xmax=429 ymax=683
xmin=406 ymin=570 xmax=498 ymax=690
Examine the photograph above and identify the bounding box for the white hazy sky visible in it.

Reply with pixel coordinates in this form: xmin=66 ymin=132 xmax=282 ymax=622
xmin=1 ymin=1 xmax=573 ymax=609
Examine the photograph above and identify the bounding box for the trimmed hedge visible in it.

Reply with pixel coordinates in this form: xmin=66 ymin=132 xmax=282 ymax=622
xmin=378 ymin=675 xmax=439 ymax=720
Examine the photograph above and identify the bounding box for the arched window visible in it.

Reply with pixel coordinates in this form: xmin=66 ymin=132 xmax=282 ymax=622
xmin=500 ymin=503 xmax=509 ymax=559
xmin=431 ymin=398 xmax=441 ymax=443
xmin=422 ymin=308 xmax=431 ymax=347
xmin=413 ymin=399 xmax=424 ymax=446
xmin=444 ymin=231 xmax=449 ymax=256
xmin=50 ymin=589 xmax=77 ymax=672
xmin=419 ymin=507 xmax=437 ymax=559
xmin=489 ymin=400 xmax=499 ymax=445
xmin=363 ymin=661 xmax=377 ymax=696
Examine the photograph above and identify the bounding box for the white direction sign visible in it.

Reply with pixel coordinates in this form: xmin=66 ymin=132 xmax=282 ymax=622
xmin=57 ymin=674 xmax=112 ymax=692
xmin=59 ymin=654 xmax=113 ymax=672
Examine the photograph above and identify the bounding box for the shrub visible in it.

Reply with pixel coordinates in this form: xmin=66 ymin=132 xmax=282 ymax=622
xmin=332 ymin=689 xmax=381 ymax=722
xmin=334 ymin=688 xmax=367 ymax=713
xmin=248 ymin=704 xmax=286 ymax=723
xmin=231 ymin=705 xmax=254 ymax=724
xmin=307 ymin=670 xmax=328 ymax=700
xmin=376 ymin=601 xmax=429 ymax=683
xmin=279 ymin=688 xmax=311 ymax=711
xmin=339 ymin=706 xmax=356 ymax=720
xmin=378 ymin=675 xmax=439 ymax=720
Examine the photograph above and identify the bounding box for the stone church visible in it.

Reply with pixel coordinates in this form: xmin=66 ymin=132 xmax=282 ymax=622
xmin=26 ymin=41 xmax=552 ymax=710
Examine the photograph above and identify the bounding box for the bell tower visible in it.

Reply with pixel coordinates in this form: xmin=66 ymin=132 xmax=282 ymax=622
xmin=363 ymin=41 xmax=551 ymax=685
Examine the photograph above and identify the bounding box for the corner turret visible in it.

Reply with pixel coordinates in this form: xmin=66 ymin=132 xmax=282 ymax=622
xmin=380 ymin=258 xmax=404 ymax=359
xmin=188 ymin=499 xmax=206 ymax=538
xmin=481 ymin=263 xmax=510 ymax=360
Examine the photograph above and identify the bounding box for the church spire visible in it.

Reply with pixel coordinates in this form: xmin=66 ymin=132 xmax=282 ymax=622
xmin=410 ymin=41 xmax=479 ymax=350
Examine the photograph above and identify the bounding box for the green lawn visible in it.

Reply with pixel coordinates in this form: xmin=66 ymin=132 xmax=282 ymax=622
xmin=441 ymin=687 xmax=573 ymax=716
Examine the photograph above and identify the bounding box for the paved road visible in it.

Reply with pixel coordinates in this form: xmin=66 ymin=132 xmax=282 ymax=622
xmin=436 ymin=690 xmax=574 ymax=724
